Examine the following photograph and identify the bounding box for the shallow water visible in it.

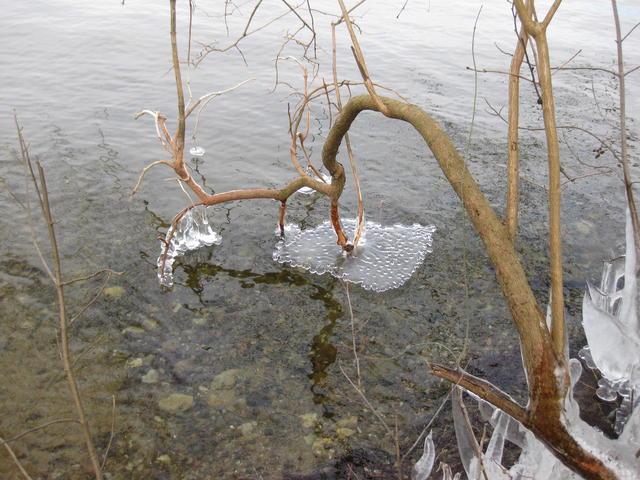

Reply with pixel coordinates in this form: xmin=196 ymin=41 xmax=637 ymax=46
xmin=1 ymin=1 xmax=639 ymax=478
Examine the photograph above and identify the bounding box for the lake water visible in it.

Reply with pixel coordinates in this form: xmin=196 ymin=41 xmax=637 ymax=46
xmin=1 ymin=1 xmax=638 ymax=478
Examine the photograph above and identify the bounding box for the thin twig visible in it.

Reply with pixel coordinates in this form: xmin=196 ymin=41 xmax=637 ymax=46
xmin=131 ymin=160 xmax=174 ymax=197
xmin=0 ymin=435 xmax=35 ymax=480
xmin=4 ymin=419 xmax=79 ymax=444
xmin=560 ymin=169 xmax=614 ymax=188
xmin=342 ymin=281 xmax=362 ymax=388
xmin=465 ymin=67 xmax=536 ymax=83
xmin=101 ymin=395 xmax=117 ymax=469
xmin=401 ymin=385 xmax=453 ymax=462
xmin=612 ymin=0 xmax=640 ymax=257
xmin=14 ymin=117 xmax=103 ymax=479
xmin=336 ymin=0 xmax=389 ymax=116
xmin=455 ymin=388 xmax=490 ymax=480
xmin=396 ymin=0 xmax=410 ymax=19
xmin=62 ymin=268 xmax=122 ymax=287
xmin=185 ymin=78 xmax=255 ymax=118
xmin=69 ymin=275 xmax=112 ymax=326
xmin=621 ymin=20 xmax=640 ymax=42
xmin=339 ymin=363 xmax=393 ymax=439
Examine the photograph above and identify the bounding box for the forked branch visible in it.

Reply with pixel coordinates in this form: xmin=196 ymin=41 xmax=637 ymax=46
xmin=513 ymin=0 xmax=566 ymax=361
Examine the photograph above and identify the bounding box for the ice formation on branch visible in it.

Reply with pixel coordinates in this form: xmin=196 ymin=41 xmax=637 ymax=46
xmin=580 ymin=208 xmax=640 ymax=433
xmin=412 ymin=432 xmax=436 ymax=480
xmin=273 ymin=219 xmax=436 ymax=292
xmin=414 ymin=382 xmax=582 ymax=480
xmin=455 ymin=387 xmax=580 ymax=480
xmin=413 ymin=206 xmax=640 ymax=479
xmin=157 ymin=208 xmax=221 ymax=287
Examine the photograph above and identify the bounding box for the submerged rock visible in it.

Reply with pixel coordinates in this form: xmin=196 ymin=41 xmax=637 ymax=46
xmin=207 ymin=389 xmax=237 ymax=408
xmin=336 ymin=427 xmax=356 ymax=439
xmin=299 ymin=412 xmax=318 ymax=429
xmin=125 ymin=357 xmax=144 ymax=369
xmin=211 ymin=368 xmax=244 ymax=390
xmin=104 ymin=286 xmax=125 ymax=298
xmin=142 ymin=369 xmax=160 ymax=384
xmin=239 ymin=421 xmax=257 ymax=437
xmin=158 ymin=393 xmax=194 ymax=413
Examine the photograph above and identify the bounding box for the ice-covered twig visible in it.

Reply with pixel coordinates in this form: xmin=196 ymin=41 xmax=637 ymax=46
xmin=157 ymin=204 xmax=221 ymax=288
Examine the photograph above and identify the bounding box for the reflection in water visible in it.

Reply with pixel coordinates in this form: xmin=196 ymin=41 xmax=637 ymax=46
xmin=177 ymin=255 xmax=343 ymax=406
xmin=189 ymin=157 xmax=214 ymax=195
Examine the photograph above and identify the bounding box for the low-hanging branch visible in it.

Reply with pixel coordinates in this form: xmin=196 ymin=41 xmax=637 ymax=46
xmin=135 ymin=2 xmax=632 ymax=479
xmin=150 ymin=3 xmax=558 ymax=404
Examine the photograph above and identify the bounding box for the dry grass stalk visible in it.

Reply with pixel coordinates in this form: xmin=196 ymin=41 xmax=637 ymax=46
xmin=13 ymin=116 xmax=105 ymax=480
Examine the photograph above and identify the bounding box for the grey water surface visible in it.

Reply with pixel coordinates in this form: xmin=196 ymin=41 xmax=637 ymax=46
xmin=1 ymin=1 xmax=638 ymax=478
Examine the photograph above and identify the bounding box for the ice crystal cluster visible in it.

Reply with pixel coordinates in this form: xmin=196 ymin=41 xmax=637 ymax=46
xmin=579 ymin=208 xmax=640 ymax=434
xmin=412 ymin=387 xmax=581 ymax=480
xmin=157 ymin=208 xmax=221 ymax=287
xmin=415 ymin=361 xmax=639 ymax=479
xmin=413 ymin=209 xmax=640 ymax=480
xmin=273 ymin=218 xmax=436 ymax=292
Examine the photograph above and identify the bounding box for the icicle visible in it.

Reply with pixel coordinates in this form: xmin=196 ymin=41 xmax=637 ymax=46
xmin=412 ymin=432 xmax=435 ymax=480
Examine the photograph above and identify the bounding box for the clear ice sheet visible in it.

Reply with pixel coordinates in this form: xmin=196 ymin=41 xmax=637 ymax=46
xmin=273 ymin=219 xmax=436 ymax=292
xmin=157 ymin=208 xmax=221 ymax=287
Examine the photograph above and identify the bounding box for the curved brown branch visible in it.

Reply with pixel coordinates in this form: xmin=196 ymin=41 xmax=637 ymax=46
xmin=323 ymin=94 xmax=563 ymax=412
xmin=429 ymin=364 xmax=528 ymax=424
xmin=157 ymin=173 xmax=346 ymax=283
xmin=131 ymin=160 xmax=174 ymax=197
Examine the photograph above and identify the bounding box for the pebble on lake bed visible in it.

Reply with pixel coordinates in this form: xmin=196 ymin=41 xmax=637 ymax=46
xmin=142 ymin=369 xmax=160 ymax=384
xmin=158 ymin=393 xmax=194 ymax=413
xmin=299 ymin=412 xmax=318 ymax=429
xmin=211 ymin=368 xmax=244 ymax=389
xmin=239 ymin=421 xmax=257 ymax=437
xmin=104 ymin=286 xmax=125 ymax=298
xmin=125 ymin=357 xmax=144 ymax=368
